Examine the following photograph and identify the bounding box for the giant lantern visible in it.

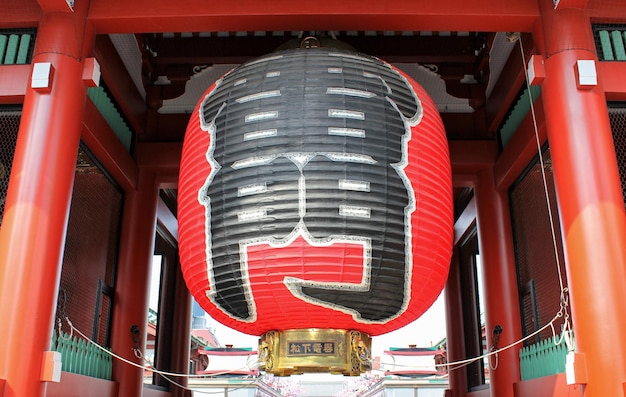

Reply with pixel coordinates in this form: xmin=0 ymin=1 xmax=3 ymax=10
xmin=178 ymin=42 xmax=453 ymax=376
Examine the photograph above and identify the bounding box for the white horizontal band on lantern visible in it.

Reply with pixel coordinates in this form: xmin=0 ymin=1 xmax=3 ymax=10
xmin=328 ymin=67 xmax=342 ymax=73
xmin=238 ymin=183 xmax=268 ymax=196
xmin=234 ymin=78 xmax=247 ymax=86
xmin=236 ymin=90 xmax=281 ymax=103
xmin=326 ymin=87 xmax=376 ymax=98
xmin=339 ymin=205 xmax=371 ymax=218
xmin=244 ymin=129 xmax=278 ymax=141
xmin=232 ymin=155 xmax=276 ymax=169
xmin=328 ymin=109 xmax=365 ymax=120
xmin=266 ymin=71 xmax=281 ymax=78
xmin=246 ymin=54 xmax=284 ymax=66
xmin=325 ymin=153 xmax=376 ymax=164
xmin=245 ymin=111 xmax=278 ymax=122
xmin=339 ymin=179 xmax=370 ymax=192
xmin=328 ymin=52 xmax=368 ymax=62
xmin=328 ymin=127 xmax=365 ymax=138
xmin=237 ymin=208 xmax=267 ymax=222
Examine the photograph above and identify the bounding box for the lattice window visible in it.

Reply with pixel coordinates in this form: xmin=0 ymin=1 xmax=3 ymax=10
xmin=609 ymin=104 xmax=626 ymax=205
xmin=0 ymin=107 xmax=20 ymax=226
xmin=510 ymin=148 xmax=567 ymax=344
xmin=57 ymin=146 xmax=123 ymax=346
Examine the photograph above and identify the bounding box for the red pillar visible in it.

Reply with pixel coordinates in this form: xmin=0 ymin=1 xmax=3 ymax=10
xmin=171 ymin=265 xmax=192 ymax=397
xmin=538 ymin=5 xmax=626 ymax=395
xmin=110 ymin=171 xmax=159 ymax=397
xmin=475 ymin=169 xmax=523 ymax=397
xmin=0 ymin=12 xmax=91 ymax=397
xmin=445 ymin=249 xmax=469 ymax=396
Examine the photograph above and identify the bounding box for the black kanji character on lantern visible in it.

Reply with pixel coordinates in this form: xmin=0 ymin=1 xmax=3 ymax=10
xmin=199 ymin=48 xmax=421 ymax=323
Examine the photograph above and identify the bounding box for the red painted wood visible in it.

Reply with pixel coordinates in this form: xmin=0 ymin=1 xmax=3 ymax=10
xmin=589 ymin=1 xmax=626 ymax=20
xmin=514 ymin=373 xmax=583 ymax=397
xmin=0 ymin=12 xmax=91 ymax=397
xmin=47 ymin=372 xmax=119 ymax=397
xmin=475 ymin=169 xmax=523 ymax=397
xmin=36 ymin=0 xmax=74 ymax=14
xmin=94 ymin=35 xmax=147 ymax=136
xmin=86 ymin=0 xmax=538 ymax=34
xmin=134 ymin=142 xmax=182 ymax=189
xmin=554 ymin=0 xmax=589 ymax=10
xmin=449 ymin=140 xmax=498 ymax=179
xmin=494 ymin=95 xmax=547 ymax=191
xmin=0 ymin=0 xmax=40 ymax=27
xmin=157 ymin=197 xmax=178 ymax=242
xmin=0 ymin=65 xmax=30 ymax=104
xmin=170 ymin=265 xmax=192 ymax=397
xmin=109 ymin=172 xmax=159 ymax=397
xmin=445 ymin=251 xmax=469 ymax=396
xmin=143 ymin=387 xmax=172 ymax=397
xmin=599 ymin=62 xmax=626 ymax=101
xmin=453 ymin=197 xmax=477 ymax=247
xmin=466 ymin=389 xmax=490 ymax=397
xmin=538 ymin=6 xmax=626 ymax=396
xmin=82 ymin=99 xmax=138 ymax=192
xmin=486 ymin=34 xmax=536 ymax=135
xmin=1 ymin=0 xmax=540 ymax=33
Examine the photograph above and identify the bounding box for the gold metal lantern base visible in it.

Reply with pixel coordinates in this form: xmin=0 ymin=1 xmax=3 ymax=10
xmin=258 ymin=329 xmax=372 ymax=376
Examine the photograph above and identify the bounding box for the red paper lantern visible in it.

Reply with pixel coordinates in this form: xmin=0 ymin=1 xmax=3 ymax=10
xmin=178 ymin=48 xmax=452 ymax=336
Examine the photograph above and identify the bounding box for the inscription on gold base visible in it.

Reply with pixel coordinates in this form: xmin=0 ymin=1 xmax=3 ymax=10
xmin=258 ymin=329 xmax=371 ymax=376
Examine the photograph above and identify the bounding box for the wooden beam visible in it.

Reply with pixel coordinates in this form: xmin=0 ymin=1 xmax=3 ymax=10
xmin=590 ymin=2 xmax=626 ymax=20
xmin=94 ymin=35 xmax=147 ymax=135
xmin=157 ymin=196 xmax=178 ymax=243
xmin=599 ymin=62 xmax=626 ymax=101
xmin=87 ymin=0 xmax=539 ymax=34
xmin=449 ymin=140 xmax=497 ymax=187
xmin=82 ymin=99 xmax=138 ymax=192
xmin=486 ymin=33 xmax=535 ymax=135
xmin=134 ymin=142 xmax=182 ymax=188
xmin=450 ymin=140 xmax=498 ymax=173
xmin=0 ymin=0 xmax=40 ymax=28
xmin=36 ymin=0 xmax=73 ymax=13
xmin=0 ymin=65 xmax=30 ymax=104
xmin=454 ymin=196 xmax=476 ymax=246
xmin=554 ymin=0 xmax=589 ymax=10
xmin=494 ymin=95 xmax=546 ymax=191
xmin=149 ymin=34 xmax=485 ymax=65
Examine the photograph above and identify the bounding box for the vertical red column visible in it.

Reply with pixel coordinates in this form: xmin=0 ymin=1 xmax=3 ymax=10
xmin=444 ymin=250 xmax=469 ymax=397
xmin=538 ymin=5 xmax=626 ymax=395
xmin=475 ymin=169 xmax=523 ymax=397
xmin=110 ymin=171 xmax=159 ymax=397
xmin=0 ymin=12 xmax=91 ymax=397
xmin=171 ymin=265 xmax=192 ymax=397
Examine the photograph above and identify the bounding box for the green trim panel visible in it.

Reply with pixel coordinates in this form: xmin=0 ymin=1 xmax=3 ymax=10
xmin=499 ymin=86 xmax=541 ymax=148
xmin=87 ymin=87 xmax=133 ymax=151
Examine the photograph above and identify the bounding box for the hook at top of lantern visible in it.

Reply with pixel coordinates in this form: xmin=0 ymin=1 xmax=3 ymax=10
xmin=177 ymin=46 xmax=453 ymax=367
